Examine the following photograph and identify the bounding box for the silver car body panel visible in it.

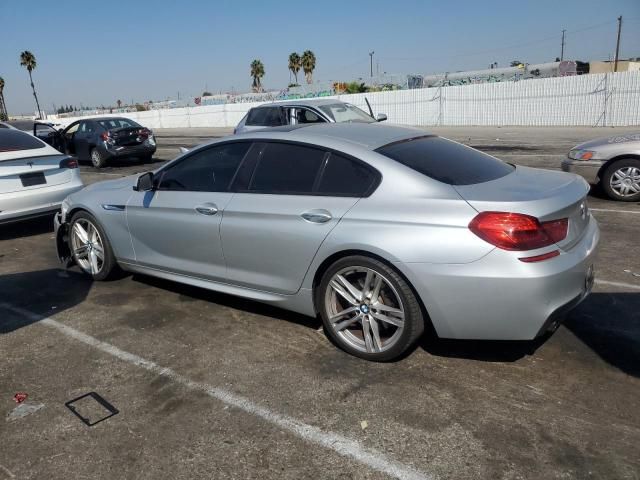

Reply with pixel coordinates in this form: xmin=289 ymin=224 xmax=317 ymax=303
xmin=58 ymin=123 xmax=599 ymax=340
xmin=0 ymin=136 xmax=84 ymax=223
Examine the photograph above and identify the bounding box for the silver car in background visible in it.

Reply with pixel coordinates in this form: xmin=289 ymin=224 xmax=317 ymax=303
xmin=0 ymin=128 xmax=83 ymax=224
xmin=562 ymin=133 xmax=640 ymax=201
xmin=54 ymin=123 xmax=598 ymax=361
xmin=234 ymin=98 xmax=387 ymax=134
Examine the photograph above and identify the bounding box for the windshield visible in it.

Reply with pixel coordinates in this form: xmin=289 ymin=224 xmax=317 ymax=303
xmin=376 ymin=136 xmax=514 ymax=186
xmin=318 ymin=103 xmax=375 ymax=124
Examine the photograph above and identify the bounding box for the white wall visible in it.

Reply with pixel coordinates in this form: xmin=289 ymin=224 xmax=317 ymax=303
xmin=55 ymin=71 xmax=640 ymax=128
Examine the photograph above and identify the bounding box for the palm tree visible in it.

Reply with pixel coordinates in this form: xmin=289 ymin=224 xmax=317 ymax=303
xmin=301 ymin=50 xmax=316 ymax=84
xmin=0 ymin=76 xmax=8 ymax=121
xmin=117 ymin=99 xmax=122 ymax=109
xmin=250 ymin=59 xmax=265 ymax=93
xmin=288 ymin=52 xmax=301 ymax=84
xmin=20 ymin=51 xmax=42 ymax=119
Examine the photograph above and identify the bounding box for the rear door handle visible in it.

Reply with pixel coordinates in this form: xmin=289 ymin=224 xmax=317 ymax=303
xmin=195 ymin=204 xmax=218 ymax=216
xmin=301 ymin=210 xmax=332 ymax=224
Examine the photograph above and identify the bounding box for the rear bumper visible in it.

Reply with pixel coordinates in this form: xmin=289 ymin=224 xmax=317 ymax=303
xmin=0 ymin=179 xmax=84 ymax=225
xmin=101 ymin=142 xmax=156 ymax=159
xmin=397 ymin=216 xmax=600 ymax=340
xmin=561 ymin=159 xmax=604 ymax=184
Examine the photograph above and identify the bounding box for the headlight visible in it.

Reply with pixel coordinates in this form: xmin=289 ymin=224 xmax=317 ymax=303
xmin=568 ymin=149 xmax=595 ymax=160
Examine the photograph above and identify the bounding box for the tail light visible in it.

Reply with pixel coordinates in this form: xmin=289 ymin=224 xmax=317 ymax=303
xmin=100 ymin=131 xmax=110 ymax=141
xmin=59 ymin=157 xmax=78 ymax=169
xmin=139 ymin=128 xmax=151 ymax=137
xmin=469 ymin=212 xmax=568 ymax=251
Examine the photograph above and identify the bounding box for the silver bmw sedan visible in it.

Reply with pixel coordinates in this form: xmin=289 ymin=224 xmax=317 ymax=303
xmin=54 ymin=123 xmax=599 ymax=361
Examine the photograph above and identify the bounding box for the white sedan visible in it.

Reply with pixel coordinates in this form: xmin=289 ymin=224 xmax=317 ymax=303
xmin=0 ymin=128 xmax=83 ymax=224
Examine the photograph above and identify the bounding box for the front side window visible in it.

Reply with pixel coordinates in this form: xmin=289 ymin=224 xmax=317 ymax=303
xmin=158 ymin=142 xmax=251 ymax=192
xmin=249 ymin=143 xmax=326 ymax=194
xmin=376 ymin=136 xmax=514 ymax=186
xmin=295 ymin=108 xmax=325 ymax=124
xmin=318 ymin=103 xmax=375 ymax=123
xmin=246 ymin=107 xmax=284 ymax=127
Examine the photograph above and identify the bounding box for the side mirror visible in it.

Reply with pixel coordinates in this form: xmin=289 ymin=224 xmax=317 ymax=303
xmin=376 ymin=113 xmax=388 ymax=122
xmin=133 ymin=172 xmax=154 ymax=192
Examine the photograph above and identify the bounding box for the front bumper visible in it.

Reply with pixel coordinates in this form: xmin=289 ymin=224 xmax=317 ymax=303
xmin=561 ymin=159 xmax=604 ymax=185
xmin=397 ymin=216 xmax=600 ymax=341
xmin=54 ymin=212 xmax=73 ymax=267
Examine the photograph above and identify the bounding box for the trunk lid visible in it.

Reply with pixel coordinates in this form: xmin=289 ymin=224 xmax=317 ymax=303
xmin=0 ymin=154 xmax=73 ymax=194
xmin=110 ymin=127 xmax=149 ymax=146
xmin=455 ymin=166 xmax=591 ymax=251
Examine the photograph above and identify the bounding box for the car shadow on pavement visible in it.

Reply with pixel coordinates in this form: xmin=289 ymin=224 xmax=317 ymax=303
xmin=564 ymin=292 xmax=640 ymax=378
xmin=0 ymin=214 xmax=55 ymax=241
xmin=419 ymin=335 xmax=548 ymax=363
xmin=132 ymin=274 xmax=323 ymax=330
xmin=0 ymin=268 xmax=92 ymax=333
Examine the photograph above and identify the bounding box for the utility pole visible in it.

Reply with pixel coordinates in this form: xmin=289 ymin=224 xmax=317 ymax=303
xmin=614 ymin=16 xmax=622 ymax=72
xmin=369 ymin=51 xmax=375 ymax=78
xmin=560 ymin=29 xmax=566 ymax=61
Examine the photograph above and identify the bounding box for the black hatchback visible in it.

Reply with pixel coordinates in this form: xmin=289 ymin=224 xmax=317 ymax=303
xmin=36 ymin=117 xmax=156 ymax=168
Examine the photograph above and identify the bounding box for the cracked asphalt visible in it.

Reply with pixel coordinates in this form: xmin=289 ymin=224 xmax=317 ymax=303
xmin=1 ymin=126 xmax=639 ymax=480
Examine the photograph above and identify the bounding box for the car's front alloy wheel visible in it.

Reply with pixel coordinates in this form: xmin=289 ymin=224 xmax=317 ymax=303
xmin=69 ymin=212 xmax=118 ymax=280
xmin=318 ymin=256 xmax=424 ymax=361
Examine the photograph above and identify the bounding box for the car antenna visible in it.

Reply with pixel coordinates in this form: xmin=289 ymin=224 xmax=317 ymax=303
xmin=364 ymin=97 xmax=375 ymax=118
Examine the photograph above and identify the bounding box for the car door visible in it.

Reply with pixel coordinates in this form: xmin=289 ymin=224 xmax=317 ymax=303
xmin=62 ymin=122 xmax=80 ymax=156
xmin=74 ymin=121 xmax=95 ymax=160
xmin=125 ymin=141 xmax=253 ymax=281
xmin=33 ymin=123 xmax=64 ymax=152
xmin=221 ymin=142 xmax=379 ymax=295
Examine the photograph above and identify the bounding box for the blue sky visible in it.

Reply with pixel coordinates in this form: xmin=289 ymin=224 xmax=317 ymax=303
xmin=1 ymin=0 xmax=638 ymax=114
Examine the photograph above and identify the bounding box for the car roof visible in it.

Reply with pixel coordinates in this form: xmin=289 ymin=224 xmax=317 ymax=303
xmin=252 ymin=98 xmax=348 ymax=109
xmin=235 ymin=122 xmax=432 ymax=150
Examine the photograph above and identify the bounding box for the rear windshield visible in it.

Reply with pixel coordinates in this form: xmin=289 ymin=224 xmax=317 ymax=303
xmin=97 ymin=118 xmax=141 ymax=130
xmin=0 ymin=129 xmax=46 ymax=152
xmin=376 ymin=136 xmax=514 ymax=185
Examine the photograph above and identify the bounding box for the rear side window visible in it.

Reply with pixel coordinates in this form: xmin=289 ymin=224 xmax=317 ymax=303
xmin=246 ymin=107 xmax=284 ymax=127
xmin=0 ymin=129 xmax=46 ymax=152
xmin=250 ymin=143 xmax=325 ymax=193
xmin=158 ymin=142 xmax=251 ymax=192
xmin=376 ymin=136 xmax=514 ymax=185
xmin=317 ymin=153 xmax=377 ymax=196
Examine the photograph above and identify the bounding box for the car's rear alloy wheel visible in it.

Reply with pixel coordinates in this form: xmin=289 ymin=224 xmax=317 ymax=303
xmin=319 ymin=256 xmax=424 ymax=361
xmin=90 ymin=148 xmax=107 ymax=168
xmin=602 ymin=158 xmax=640 ymax=201
xmin=69 ymin=212 xmax=118 ymax=280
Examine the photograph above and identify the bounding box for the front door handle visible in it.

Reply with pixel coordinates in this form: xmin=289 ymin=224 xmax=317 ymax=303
xmin=301 ymin=210 xmax=332 ymax=224
xmin=195 ymin=204 xmax=218 ymax=216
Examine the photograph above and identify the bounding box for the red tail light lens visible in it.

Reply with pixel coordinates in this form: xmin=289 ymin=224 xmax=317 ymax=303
xmin=469 ymin=212 xmax=568 ymax=251
xmin=100 ymin=131 xmax=110 ymax=141
xmin=59 ymin=157 xmax=78 ymax=169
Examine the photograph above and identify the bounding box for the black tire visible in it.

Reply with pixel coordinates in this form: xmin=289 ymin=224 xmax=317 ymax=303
xmin=90 ymin=147 xmax=107 ymax=168
xmin=140 ymin=154 xmax=154 ymax=164
xmin=601 ymin=158 xmax=640 ymax=202
xmin=69 ymin=211 xmax=119 ymax=281
xmin=316 ymin=255 xmax=425 ymax=362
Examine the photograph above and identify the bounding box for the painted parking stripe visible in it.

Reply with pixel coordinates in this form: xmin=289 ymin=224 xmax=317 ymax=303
xmin=595 ymin=279 xmax=640 ymax=291
xmin=590 ymin=208 xmax=640 ymax=215
xmin=3 ymin=304 xmax=432 ymax=480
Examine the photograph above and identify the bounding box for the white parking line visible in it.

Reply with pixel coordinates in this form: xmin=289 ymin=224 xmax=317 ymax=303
xmin=590 ymin=208 xmax=640 ymax=215
xmin=595 ymin=279 xmax=640 ymax=291
xmin=3 ymin=304 xmax=431 ymax=480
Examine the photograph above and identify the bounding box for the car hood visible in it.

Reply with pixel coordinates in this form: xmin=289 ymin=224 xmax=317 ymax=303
xmin=82 ymin=175 xmax=137 ymax=193
xmin=574 ymin=133 xmax=640 ymax=150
